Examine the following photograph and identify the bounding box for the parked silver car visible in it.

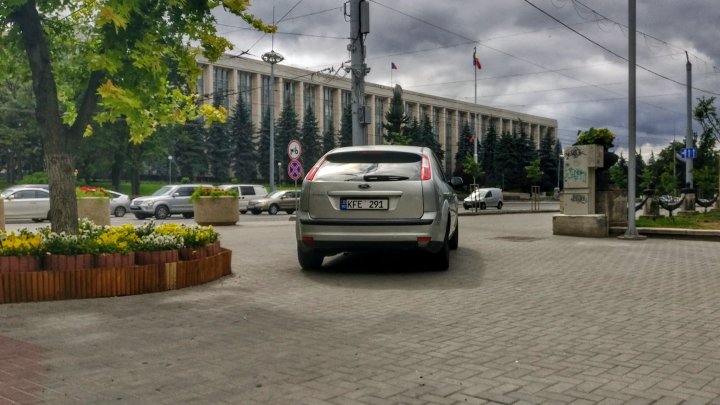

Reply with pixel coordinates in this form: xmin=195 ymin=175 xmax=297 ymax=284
xmin=108 ymin=190 xmax=131 ymax=217
xmin=295 ymin=145 xmax=463 ymax=270
xmin=247 ymin=190 xmax=300 ymax=215
xmin=130 ymin=184 xmax=211 ymax=220
xmin=1 ymin=186 xmax=50 ymax=222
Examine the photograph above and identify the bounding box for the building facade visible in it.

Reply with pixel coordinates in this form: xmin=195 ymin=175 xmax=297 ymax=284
xmin=197 ymin=55 xmax=558 ymax=174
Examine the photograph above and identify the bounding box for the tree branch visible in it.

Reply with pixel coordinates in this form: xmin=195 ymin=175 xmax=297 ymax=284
xmin=69 ymin=71 xmax=104 ymax=139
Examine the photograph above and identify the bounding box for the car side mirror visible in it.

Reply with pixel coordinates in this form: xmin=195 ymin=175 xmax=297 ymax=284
xmin=449 ymin=177 xmax=463 ymax=189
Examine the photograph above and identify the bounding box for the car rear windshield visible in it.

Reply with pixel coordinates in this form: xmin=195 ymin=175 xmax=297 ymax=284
xmin=314 ymin=151 xmax=421 ymax=182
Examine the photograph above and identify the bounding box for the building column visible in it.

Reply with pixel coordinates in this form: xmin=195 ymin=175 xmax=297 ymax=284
xmin=202 ymin=65 xmax=213 ymax=105
xmin=332 ymin=87 xmax=342 ymax=135
xmin=295 ymin=80 xmax=304 ymax=120
xmin=251 ymin=73 xmax=262 ymax=125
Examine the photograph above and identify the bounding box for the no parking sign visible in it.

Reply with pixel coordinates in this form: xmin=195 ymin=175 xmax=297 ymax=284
xmin=288 ymin=160 xmax=303 ymax=181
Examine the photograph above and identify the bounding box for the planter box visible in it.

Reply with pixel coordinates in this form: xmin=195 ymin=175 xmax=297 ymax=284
xmin=0 ymin=256 xmax=40 ymax=273
xmin=44 ymin=254 xmax=94 ymax=271
xmin=0 ymin=198 xmax=4 ymax=231
xmin=0 ymin=249 xmax=232 ymax=303
xmin=77 ymin=197 xmax=110 ymax=226
xmin=135 ymin=250 xmax=179 ymax=266
xmin=95 ymin=253 xmax=135 ymax=268
xmin=193 ymin=197 xmax=239 ymax=226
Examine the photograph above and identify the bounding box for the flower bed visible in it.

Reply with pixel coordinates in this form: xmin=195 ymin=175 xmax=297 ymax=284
xmin=0 ymin=220 xmax=231 ymax=303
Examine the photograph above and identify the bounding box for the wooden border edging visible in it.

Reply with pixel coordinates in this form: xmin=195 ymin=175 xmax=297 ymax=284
xmin=0 ymin=249 xmax=232 ymax=304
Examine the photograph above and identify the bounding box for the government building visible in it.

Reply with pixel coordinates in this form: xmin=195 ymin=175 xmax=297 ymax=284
xmin=197 ymin=55 xmax=558 ymax=174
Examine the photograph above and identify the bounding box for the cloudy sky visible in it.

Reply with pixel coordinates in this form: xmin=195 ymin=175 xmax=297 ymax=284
xmin=215 ymin=0 xmax=719 ymax=159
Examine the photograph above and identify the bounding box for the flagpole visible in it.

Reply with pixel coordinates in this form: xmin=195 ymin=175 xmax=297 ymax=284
xmin=473 ymin=47 xmax=478 ymax=163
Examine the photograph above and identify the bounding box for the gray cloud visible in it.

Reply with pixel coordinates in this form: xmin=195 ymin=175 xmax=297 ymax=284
xmin=219 ymin=0 xmax=719 ymax=157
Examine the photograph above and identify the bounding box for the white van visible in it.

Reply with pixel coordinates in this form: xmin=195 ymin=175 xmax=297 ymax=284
xmin=463 ymin=187 xmax=503 ymax=210
xmin=219 ymin=184 xmax=268 ymax=214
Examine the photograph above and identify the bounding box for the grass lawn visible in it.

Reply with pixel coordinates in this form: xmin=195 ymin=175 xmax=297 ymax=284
xmin=636 ymin=210 xmax=720 ymax=230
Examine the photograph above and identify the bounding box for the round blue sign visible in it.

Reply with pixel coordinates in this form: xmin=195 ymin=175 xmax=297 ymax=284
xmin=288 ymin=160 xmax=303 ymax=181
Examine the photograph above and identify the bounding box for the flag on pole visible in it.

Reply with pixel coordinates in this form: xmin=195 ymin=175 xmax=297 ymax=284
xmin=391 ymin=62 xmax=398 ymax=70
xmin=473 ymin=47 xmax=481 ymax=70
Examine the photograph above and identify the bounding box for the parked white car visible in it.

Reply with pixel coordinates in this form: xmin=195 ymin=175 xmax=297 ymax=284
xmin=1 ymin=186 xmax=51 ymax=222
xmin=108 ymin=190 xmax=131 ymax=217
xmin=219 ymin=184 xmax=268 ymax=214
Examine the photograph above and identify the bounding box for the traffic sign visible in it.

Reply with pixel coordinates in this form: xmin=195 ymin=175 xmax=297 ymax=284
xmin=680 ymin=147 xmax=697 ymax=159
xmin=288 ymin=140 xmax=302 ymax=160
xmin=288 ymin=159 xmax=303 ymax=181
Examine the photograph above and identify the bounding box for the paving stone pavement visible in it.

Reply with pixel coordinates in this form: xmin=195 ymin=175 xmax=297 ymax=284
xmin=2 ymin=213 xmax=720 ymax=404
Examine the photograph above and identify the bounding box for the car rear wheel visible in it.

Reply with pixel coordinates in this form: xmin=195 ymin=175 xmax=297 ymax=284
xmin=430 ymin=223 xmax=450 ymax=271
xmin=134 ymin=213 xmax=149 ymax=220
xmin=297 ymin=242 xmax=324 ymax=269
xmin=268 ymin=204 xmax=279 ymax=215
xmin=449 ymin=222 xmax=459 ymax=250
xmin=154 ymin=205 xmax=170 ymax=220
xmin=497 ymin=201 xmax=503 ymax=209
xmin=31 ymin=218 xmax=44 ymax=223
xmin=182 ymin=212 xmax=194 ymax=219
xmin=286 ymin=209 xmax=295 ymax=215
xmin=251 ymin=209 xmax=262 ymax=215
xmin=480 ymin=202 xmax=486 ymax=210
xmin=114 ymin=206 xmax=126 ymax=217
xmin=240 ymin=210 xmax=247 ymax=214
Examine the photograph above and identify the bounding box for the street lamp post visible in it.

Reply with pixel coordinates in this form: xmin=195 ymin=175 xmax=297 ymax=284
xmin=277 ymin=161 xmax=282 ymax=186
xmin=168 ymin=155 xmax=173 ymax=184
xmin=262 ymin=50 xmax=284 ymax=192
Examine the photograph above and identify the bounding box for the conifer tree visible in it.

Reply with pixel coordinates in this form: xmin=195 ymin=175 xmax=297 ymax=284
xmin=339 ymin=104 xmax=353 ymax=147
xmin=383 ymin=85 xmax=409 ymax=144
xmin=229 ymin=96 xmax=257 ymax=182
xmin=322 ymin=121 xmax=336 ymax=155
xmin=482 ymin=124 xmax=498 ymax=186
xmin=257 ymin=108 xmax=273 ymax=183
xmin=418 ymin=114 xmax=444 ymax=160
xmin=300 ymin=106 xmax=322 ymax=168
xmin=276 ymin=98 xmax=300 ymax=173
xmin=454 ymin=123 xmax=474 ymax=178
xmin=206 ymin=97 xmax=233 ymax=182
xmin=538 ymin=132 xmax=557 ymax=191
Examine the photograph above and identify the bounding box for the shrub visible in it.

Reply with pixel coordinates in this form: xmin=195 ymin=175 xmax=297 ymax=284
xmin=190 ymin=186 xmax=238 ymax=202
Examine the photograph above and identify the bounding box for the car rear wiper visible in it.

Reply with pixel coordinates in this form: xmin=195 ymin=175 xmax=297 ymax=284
xmin=362 ymin=175 xmax=409 ymax=181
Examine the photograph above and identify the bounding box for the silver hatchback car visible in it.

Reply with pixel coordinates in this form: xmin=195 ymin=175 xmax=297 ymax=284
xmin=295 ymin=145 xmax=463 ymax=270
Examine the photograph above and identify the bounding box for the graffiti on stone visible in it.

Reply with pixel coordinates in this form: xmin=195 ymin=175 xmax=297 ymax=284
xmin=566 ymin=167 xmax=587 ymax=184
xmin=565 ymin=147 xmax=586 ymax=159
xmin=570 ymin=193 xmax=588 ymax=204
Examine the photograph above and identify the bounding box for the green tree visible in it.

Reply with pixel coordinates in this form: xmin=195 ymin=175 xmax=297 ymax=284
xmin=418 ymin=114 xmax=443 ymax=161
xmin=228 ymin=95 xmax=256 ymax=182
xmin=482 ymin=123 xmax=498 ymax=186
xmin=206 ymin=121 xmax=232 ymax=183
xmin=322 ymin=122 xmax=336 ymax=155
xmin=608 ymin=154 xmax=628 ymax=190
xmin=462 ymin=155 xmax=484 ymax=186
xmin=0 ymin=75 xmax=43 ymax=184
xmin=454 ymin=123 xmax=474 ymax=179
xmin=538 ymin=132 xmax=558 ymax=191
xmin=300 ymin=106 xmax=322 ymax=169
xmin=694 ymin=96 xmax=720 ymax=142
xmin=276 ymin=98 xmax=299 ymax=174
xmin=174 ymin=121 xmax=208 ymax=185
xmin=339 ymin=104 xmax=353 ymax=147
xmin=257 ymin=108 xmax=273 ymax=183
xmin=524 ymin=159 xmax=543 ymax=186
xmin=383 ymin=85 xmax=409 ymax=144
xmin=2 ymin=0 xmax=273 ymax=233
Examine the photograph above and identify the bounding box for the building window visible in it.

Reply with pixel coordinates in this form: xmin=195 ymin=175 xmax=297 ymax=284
xmin=304 ymin=84 xmax=315 ymax=112
xmin=433 ymin=108 xmax=440 ymax=136
xmin=323 ymin=87 xmax=334 ymax=131
xmin=284 ymin=80 xmax=295 ymax=109
xmin=445 ymin=111 xmax=453 ymax=173
xmin=261 ymin=75 xmax=271 ymax=115
xmin=213 ymin=67 xmax=230 ymax=109
xmin=375 ymin=97 xmax=384 ymax=145
xmin=404 ymin=102 xmax=414 ymax=122
xmin=237 ymin=72 xmax=252 ymax=115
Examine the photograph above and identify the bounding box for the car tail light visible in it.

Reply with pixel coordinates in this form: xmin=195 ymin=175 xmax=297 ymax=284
xmin=302 ymin=236 xmax=315 ymax=247
xmin=304 ymin=156 xmax=326 ymax=181
xmin=417 ymin=236 xmax=431 ymax=247
xmin=420 ymin=155 xmax=432 ymax=180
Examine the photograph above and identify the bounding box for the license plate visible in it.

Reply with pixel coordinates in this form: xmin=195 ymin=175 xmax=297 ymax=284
xmin=340 ymin=198 xmax=388 ymax=210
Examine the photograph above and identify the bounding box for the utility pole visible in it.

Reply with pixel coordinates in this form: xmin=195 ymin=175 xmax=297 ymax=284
xmin=347 ymin=0 xmax=370 ymax=146
xmin=685 ymin=51 xmax=693 ymax=188
xmin=621 ymin=0 xmax=644 ymax=240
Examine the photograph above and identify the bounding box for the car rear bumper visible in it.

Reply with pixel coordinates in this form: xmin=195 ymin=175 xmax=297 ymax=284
xmin=296 ymin=212 xmax=446 ymax=254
